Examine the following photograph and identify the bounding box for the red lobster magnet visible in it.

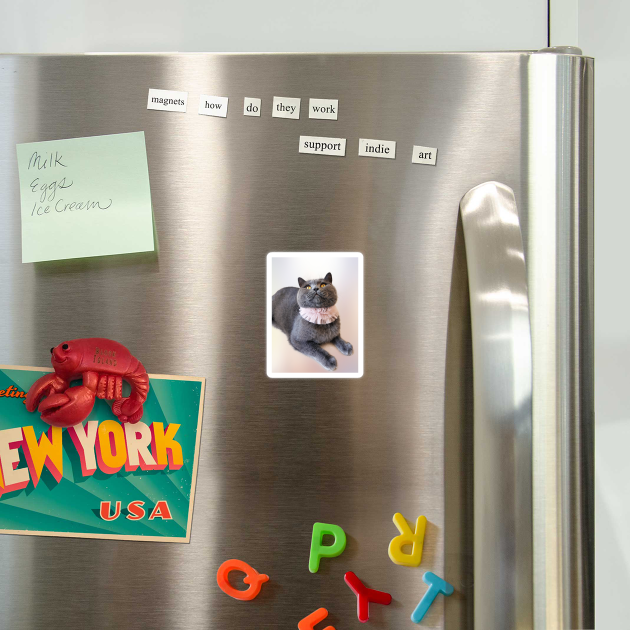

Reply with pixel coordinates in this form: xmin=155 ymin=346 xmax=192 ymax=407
xmin=26 ymin=338 xmax=149 ymax=428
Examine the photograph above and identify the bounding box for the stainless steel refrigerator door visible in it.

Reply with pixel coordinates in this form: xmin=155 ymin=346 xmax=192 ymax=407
xmin=0 ymin=52 xmax=593 ymax=629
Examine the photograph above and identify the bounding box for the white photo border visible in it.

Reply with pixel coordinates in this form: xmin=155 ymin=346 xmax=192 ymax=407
xmin=266 ymin=252 xmax=364 ymax=379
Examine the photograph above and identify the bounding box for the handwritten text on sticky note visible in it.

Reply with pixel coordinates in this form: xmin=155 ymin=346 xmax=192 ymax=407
xmin=17 ymin=132 xmax=155 ymax=263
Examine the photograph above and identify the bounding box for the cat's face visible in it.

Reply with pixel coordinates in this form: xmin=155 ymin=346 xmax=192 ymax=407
xmin=297 ymin=272 xmax=338 ymax=308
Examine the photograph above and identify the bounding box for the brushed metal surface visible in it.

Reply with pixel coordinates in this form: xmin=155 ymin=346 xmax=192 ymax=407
xmin=527 ymin=52 xmax=595 ymax=629
xmin=460 ymin=182 xmax=533 ymax=630
xmin=0 ymin=52 xmax=593 ymax=629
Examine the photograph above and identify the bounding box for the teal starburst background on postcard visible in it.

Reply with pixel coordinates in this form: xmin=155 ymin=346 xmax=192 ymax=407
xmin=0 ymin=367 xmax=203 ymax=541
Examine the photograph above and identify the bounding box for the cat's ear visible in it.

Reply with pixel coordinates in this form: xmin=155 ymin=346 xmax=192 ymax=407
xmin=324 ymin=272 xmax=333 ymax=282
xmin=298 ymin=277 xmax=306 ymax=288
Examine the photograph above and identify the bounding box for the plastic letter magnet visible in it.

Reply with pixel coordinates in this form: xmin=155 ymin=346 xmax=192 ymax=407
xmin=411 ymin=571 xmax=454 ymax=623
xmin=216 ymin=559 xmax=269 ymax=601
xmin=298 ymin=608 xmax=335 ymax=630
xmin=388 ymin=512 xmax=427 ymax=567
xmin=344 ymin=571 xmax=392 ymax=622
xmin=309 ymin=522 xmax=347 ymax=573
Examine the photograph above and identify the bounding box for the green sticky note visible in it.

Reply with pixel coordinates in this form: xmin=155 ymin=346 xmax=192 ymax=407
xmin=16 ymin=132 xmax=154 ymax=263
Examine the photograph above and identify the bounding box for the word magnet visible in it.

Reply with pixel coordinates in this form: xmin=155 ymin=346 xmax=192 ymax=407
xmin=244 ymin=97 xmax=261 ymax=116
xmin=309 ymin=522 xmax=346 ymax=573
xmin=308 ymin=98 xmax=338 ymax=120
xmin=388 ymin=512 xmax=427 ymax=567
xmin=299 ymin=136 xmax=346 ymax=157
xmin=147 ymin=88 xmax=187 ymax=112
xmin=272 ymin=96 xmax=300 ymax=119
xmin=411 ymin=145 xmax=438 ymax=165
xmin=344 ymin=571 xmax=392 ymax=622
xmin=411 ymin=572 xmax=454 ymax=624
xmin=198 ymin=95 xmax=228 ymax=118
xmin=216 ymin=559 xmax=269 ymax=601
xmin=358 ymin=138 xmax=396 ymax=159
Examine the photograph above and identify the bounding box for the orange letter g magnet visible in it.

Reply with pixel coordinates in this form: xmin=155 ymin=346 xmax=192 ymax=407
xmin=217 ymin=559 xmax=269 ymax=601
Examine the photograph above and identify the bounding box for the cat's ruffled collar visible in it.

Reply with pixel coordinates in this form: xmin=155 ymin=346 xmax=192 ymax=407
xmin=299 ymin=305 xmax=339 ymax=325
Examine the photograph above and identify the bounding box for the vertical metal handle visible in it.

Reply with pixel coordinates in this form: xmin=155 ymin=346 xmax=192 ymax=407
xmin=460 ymin=181 xmax=533 ymax=629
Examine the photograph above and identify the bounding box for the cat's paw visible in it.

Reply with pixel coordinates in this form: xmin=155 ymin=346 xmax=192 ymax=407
xmin=322 ymin=355 xmax=338 ymax=371
xmin=340 ymin=341 xmax=353 ymax=356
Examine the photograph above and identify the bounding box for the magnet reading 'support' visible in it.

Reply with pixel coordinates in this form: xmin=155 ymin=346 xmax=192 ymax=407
xmin=25 ymin=338 xmax=149 ymax=428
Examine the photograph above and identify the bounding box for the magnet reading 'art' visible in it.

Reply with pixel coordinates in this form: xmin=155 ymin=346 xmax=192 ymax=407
xmin=216 ymin=559 xmax=269 ymax=601
xmin=25 ymin=338 xmax=149 ymax=427
xmin=388 ymin=512 xmax=427 ymax=567
xmin=309 ymin=522 xmax=347 ymax=573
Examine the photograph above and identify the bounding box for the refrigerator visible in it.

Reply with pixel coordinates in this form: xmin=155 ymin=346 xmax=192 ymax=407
xmin=0 ymin=50 xmax=593 ymax=629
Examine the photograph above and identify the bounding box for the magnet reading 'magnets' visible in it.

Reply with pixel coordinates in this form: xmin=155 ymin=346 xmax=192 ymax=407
xmin=272 ymin=272 xmax=353 ymax=371
xmin=26 ymin=338 xmax=149 ymax=428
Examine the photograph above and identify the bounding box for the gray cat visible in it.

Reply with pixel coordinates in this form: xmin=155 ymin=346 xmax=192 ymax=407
xmin=272 ymin=272 xmax=353 ymax=371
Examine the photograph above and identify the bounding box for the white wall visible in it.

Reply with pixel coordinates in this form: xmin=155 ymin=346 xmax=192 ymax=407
xmin=0 ymin=0 xmax=547 ymax=53
xmin=576 ymin=1 xmax=629 ymax=627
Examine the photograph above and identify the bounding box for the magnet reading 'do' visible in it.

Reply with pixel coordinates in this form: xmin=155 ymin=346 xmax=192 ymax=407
xmin=26 ymin=338 xmax=149 ymax=427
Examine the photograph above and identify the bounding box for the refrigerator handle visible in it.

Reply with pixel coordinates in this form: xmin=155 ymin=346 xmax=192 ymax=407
xmin=460 ymin=182 xmax=533 ymax=629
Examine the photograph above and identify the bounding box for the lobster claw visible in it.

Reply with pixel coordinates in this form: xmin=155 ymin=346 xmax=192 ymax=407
xmin=37 ymin=386 xmax=96 ymax=428
xmin=112 ymin=398 xmax=144 ymax=424
xmin=25 ymin=373 xmax=67 ymax=413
